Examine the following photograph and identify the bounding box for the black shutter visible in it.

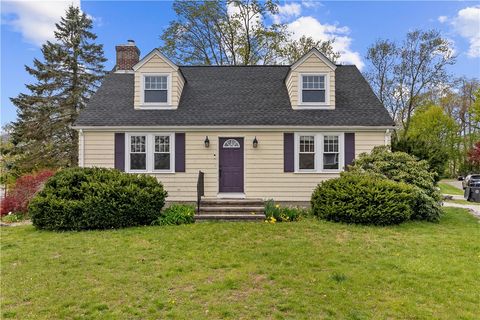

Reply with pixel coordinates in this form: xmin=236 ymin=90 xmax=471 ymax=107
xmin=284 ymin=133 xmax=294 ymax=172
xmin=114 ymin=133 xmax=125 ymax=171
xmin=344 ymin=133 xmax=355 ymax=167
xmin=175 ymin=133 xmax=185 ymax=172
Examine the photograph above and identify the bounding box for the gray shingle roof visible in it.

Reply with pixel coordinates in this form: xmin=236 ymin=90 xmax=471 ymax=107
xmin=74 ymin=65 xmax=394 ymax=127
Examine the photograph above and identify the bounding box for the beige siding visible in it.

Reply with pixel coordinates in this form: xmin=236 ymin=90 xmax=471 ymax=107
xmin=83 ymin=131 xmax=114 ymax=167
xmin=286 ymin=54 xmax=336 ymax=108
xmin=355 ymin=131 xmax=386 ymax=157
xmin=80 ymin=130 xmax=387 ymax=202
xmin=134 ymin=54 xmax=184 ymax=109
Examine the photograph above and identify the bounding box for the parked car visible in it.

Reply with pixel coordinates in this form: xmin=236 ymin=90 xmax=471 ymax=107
xmin=457 ymin=176 xmax=464 ymax=181
xmin=464 ymin=179 xmax=480 ymax=202
xmin=462 ymin=174 xmax=480 ymax=189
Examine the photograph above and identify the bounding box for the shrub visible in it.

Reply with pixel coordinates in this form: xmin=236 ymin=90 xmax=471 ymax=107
xmin=311 ymin=172 xmax=414 ymax=225
xmin=153 ymin=204 xmax=195 ymax=226
xmin=349 ymin=146 xmax=442 ymax=221
xmin=29 ymin=168 xmax=167 ymax=231
xmin=264 ymin=199 xmax=310 ymax=222
xmin=0 ymin=169 xmax=55 ymax=216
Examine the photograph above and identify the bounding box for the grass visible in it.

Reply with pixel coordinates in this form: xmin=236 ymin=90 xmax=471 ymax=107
xmin=2 ymin=208 xmax=479 ymax=319
xmin=438 ymin=180 xmax=464 ymax=195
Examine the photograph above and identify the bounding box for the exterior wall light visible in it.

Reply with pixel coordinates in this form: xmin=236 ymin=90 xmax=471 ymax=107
xmin=204 ymin=136 xmax=210 ymax=148
xmin=253 ymin=136 xmax=258 ymax=148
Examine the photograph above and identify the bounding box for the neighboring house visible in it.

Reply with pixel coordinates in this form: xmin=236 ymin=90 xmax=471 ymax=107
xmin=73 ymin=40 xmax=395 ymax=204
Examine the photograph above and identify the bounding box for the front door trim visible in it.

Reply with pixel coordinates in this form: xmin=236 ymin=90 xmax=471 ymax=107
xmin=218 ymin=137 xmax=244 ymax=193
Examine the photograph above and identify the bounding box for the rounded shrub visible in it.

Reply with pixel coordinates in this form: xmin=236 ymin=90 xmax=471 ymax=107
xmin=29 ymin=168 xmax=168 ymax=231
xmin=311 ymin=172 xmax=414 ymax=225
xmin=349 ymin=146 xmax=442 ymax=221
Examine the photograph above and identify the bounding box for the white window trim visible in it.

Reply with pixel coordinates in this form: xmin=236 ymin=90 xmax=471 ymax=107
xmin=139 ymin=73 xmax=173 ymax=109
xmin=298 ymin=73 xmax=332 ymax=109
xmin=125 ymin=133 xmax=175 ymax=173
xmin=294 ymin=132 xmax=344 ymax=173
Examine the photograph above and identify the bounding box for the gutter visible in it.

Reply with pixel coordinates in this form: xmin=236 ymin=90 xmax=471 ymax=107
xmin=71 ymin=125 xmax=397 ymax=132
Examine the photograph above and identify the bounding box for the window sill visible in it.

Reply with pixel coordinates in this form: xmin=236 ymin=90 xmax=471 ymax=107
xmin=136 ymin=105 xmax=176 ymax=110
xmin=126 ymin=171 xmax=176 ymax=174
xmin=293 ymin=170 xmax=341 ymax=174
xmin=295 ymin=104 xmax=334 ymax=110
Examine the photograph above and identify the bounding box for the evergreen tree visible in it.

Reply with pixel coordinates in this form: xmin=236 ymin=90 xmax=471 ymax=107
xmin=10 ymin=5 xmax=106 ymax=173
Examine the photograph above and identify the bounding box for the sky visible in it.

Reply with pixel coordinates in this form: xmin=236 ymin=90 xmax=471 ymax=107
xmin=1 ymin=0 xmax=480 ymax=127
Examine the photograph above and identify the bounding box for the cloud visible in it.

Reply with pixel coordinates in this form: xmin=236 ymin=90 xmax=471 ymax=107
xmin=287 ymin=16 xmax=364 ymax=69
xmin=438 ymin=6 xmax=480 ymax=57
xmin=272 ymin=3 xmax=301 ymax=24
xmin=451 ymin=6 xmax=480 ymax=57
xmin=302 ymin=1 xmax=323 ymax=9
xmin=438 ymin=15 xmax=448 ymax=23
xmin=1 ymin=0 xmax=81 ymax=46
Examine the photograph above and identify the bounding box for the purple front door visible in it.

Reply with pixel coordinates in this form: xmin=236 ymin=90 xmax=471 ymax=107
xmin=219 ymin=138 xmax=244 ymax=193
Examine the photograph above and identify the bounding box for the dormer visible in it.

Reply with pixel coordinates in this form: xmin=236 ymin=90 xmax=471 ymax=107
xmin=131 ymin=48 xmax=185 ymax=110
xmin=286 ymin=48 xmax=336 ymax=110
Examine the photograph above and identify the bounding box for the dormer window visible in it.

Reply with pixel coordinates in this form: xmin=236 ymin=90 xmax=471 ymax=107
xmin=301 ymin=74 xmax=327 ymax=104
xmin=144 ymin=75 xmax=169 ymax=104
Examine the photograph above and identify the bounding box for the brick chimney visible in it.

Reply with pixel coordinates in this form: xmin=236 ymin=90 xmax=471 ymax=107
xmin=115 ymin=40 xmax=140 ymax=72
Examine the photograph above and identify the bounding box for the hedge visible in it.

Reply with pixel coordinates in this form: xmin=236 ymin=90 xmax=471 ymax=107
xmin=311 ymin=172 xmax=414 ymax=225
xmin=29 ymin=168 xmax=167 ymax=231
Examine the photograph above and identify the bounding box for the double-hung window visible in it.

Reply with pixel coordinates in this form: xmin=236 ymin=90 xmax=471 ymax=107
xmin=323 ymin=135 xmax=339 ymax=170
xmin=301 ymin=75 xmax=326 ymax=104
xmin=130 ymin=135 xmax=147 ymax=170
xmin=299 ymin=135 xmax=315 ymax=170
xmin=296 ymin=133 xmax=343 ymax=172
xmin=127 ymin=133 xmax=174 ymax=172
xmin=144 ymin=75 xmax=168 ymax=103
xmin=154 ymin=135 xmax=170 ymax=170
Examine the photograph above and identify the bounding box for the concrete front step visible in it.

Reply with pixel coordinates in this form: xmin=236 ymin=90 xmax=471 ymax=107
xmin=200 ymin=198 xmax=264 ymax=207
xmin=199 ymin=206 xmax=264 ymax=214
xmin=195 ymin=213 xmax=266 ymax=222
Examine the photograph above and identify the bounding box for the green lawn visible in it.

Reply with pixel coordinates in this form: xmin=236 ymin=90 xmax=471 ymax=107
xmin=438 ymin=180 xmax=464 ymax=195
xmin=2 ymin=208 xmax=479 ymax=319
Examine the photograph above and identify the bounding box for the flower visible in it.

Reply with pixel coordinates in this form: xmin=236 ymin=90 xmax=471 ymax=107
xmin=275 ymin=204 xmax=280 ymax=208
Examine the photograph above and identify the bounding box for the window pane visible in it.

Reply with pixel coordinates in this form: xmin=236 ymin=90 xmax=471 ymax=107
xmin=155 ymin=136 xmax=170 ymax=152
xmin=130 ymin=136 xmax=146 ymax=152
xmin=130 ymin=153 xmax=146 ymax=170
xmin=145 ymin=76 xmax=167 ymax=90
xmin=302 ymin=90 xmax=325 ymax=103
xmin=154 ymin=153 xmax=170 ymax=170
xmin=145 ymin=90 xmax=167 ymax=103
xmin=299 ymin=154 xmax=315 ymax=170
xmin=323 ymin=153 xmax=339 ymax=170
xmin=300 ymin=135 xmax=315 ymax=153
xmin=324 ymin=136 xmax=339 ymax=153
xmin=302 ymin=75 xmax=325 ymax=90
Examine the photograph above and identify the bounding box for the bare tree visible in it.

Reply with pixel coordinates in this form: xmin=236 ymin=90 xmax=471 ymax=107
xmin=365 ymin=30 xmax=456 ymax=135
xmin=364 ymin=39 xmax=400 ymax=121
xmin=160 ymin=0 xmax=340 ymax=65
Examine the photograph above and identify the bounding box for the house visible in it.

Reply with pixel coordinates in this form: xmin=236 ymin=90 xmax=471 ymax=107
xmin=73 ymin=40 xmax=395 ymax=206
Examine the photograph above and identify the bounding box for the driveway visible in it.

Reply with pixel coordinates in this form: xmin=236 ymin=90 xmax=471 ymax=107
xmin=443 ymin=179 xmax=463 ymax=190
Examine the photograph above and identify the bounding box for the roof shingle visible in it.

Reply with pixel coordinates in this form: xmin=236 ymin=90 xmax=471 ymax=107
xmin=74 ymin=65 xmax=394 ymax=127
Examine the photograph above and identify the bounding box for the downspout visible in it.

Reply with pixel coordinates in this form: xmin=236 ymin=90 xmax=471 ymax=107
xmin=79 ymin=129 xmax=85 ymax=167
xmin=385 ymin=129 xmax=391 ymax=148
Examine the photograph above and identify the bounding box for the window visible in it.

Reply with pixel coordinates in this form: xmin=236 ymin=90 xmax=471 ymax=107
xmin=301 ymin=75 xmax=326 ymax=103
xmin=144 ymin=75 xmax=168 ymax=103
xmin=299 ymin=135 xmax=315 ymax=170
xmin=323 ymin=135 xmax=339 ymax=170
xmin=295 ymin=133 xmax=343 ymax=172
xmin=154 ymin=135 xmax=170 ymax=170
xmin=126 ymin=133 xmax=174 ymax=172
xmin=130 ymin=135 xmax=146 ymax=170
